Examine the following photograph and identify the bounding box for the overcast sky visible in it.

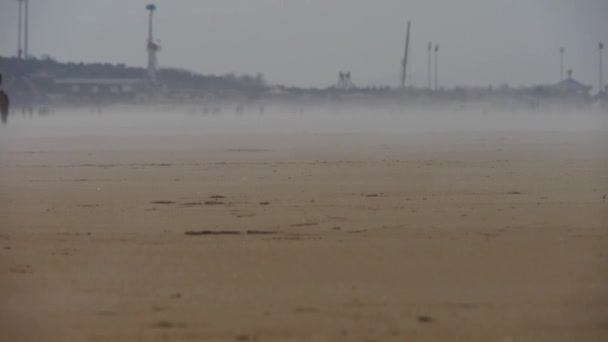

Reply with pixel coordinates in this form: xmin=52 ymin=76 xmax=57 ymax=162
xmin=0 ymin=0 xmax=606 ymax=89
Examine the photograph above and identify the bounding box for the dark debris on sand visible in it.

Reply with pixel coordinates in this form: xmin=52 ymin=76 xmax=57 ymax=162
xmin=246 ymin=230 xmax=277 ymax=235
xmin=179 ymin=202 xmax=203 ymax=207
xmin=364 ymin=193 xmax=384 ymax=197
xmin=184 ymin=230 xmax=277 ymax=236
xmin=417 ymin=315 xmax=434 ymax=323
xmin=185 ymin=230 xmax=240 ymax=236
xmin=204 ymin=200 xmax=224 ymax=205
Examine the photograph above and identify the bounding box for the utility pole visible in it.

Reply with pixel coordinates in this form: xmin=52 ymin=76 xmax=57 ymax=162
xmin=600 ymin=42 xmax=604 ymax=93
xmin=427 ymin=42 xmax=432 ymax=89
xmin=400 ymin=21 xmax=411 ymax=90
xmin=434 ymin=44 xmax=439 ymax=91
xmin=560 ymin=47 xmax=565 ymax=81
xmin=24 ymin=0 xmax=28 ymax=59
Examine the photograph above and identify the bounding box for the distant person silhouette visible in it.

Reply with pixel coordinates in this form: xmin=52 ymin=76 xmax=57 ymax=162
xmin=0 ymin=73 xmax=10 ymax=124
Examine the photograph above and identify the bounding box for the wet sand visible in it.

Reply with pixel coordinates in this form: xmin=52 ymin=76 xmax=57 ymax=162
xmin=1 ymin=113 xmax=607 ymax=341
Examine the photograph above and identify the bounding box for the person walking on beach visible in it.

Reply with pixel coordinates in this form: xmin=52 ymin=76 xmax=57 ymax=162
xmin=0 ymin=73 xmax=9 ymax=124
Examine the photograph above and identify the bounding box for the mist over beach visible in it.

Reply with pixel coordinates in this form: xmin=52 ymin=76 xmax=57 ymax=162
xmin=1 ymin=1 xmax=607 ymax=341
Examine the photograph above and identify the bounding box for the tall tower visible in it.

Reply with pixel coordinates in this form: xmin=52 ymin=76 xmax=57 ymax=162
xmin=400 ymin=21 xmax=411 ymax=89
xmin=146 ymin=4 xmax=161 ymax=84
xmin=24 ymin=0 xmax=28 ymax=59
xmin=337 ymin=72 xmax=355 ymax=91
xmin=17 ymin=0 xmax=23 ymax=59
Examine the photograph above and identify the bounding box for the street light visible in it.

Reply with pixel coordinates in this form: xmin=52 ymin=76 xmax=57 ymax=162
xmin=560 ymin=47 xmax=565 ymax=81
xmin=434 ymin=44 xmax=439 ymax=91
xmin=428 ymin=42 xmax=432 ymax=89
xmin=599 ymin=42 xmax=604 ymax=93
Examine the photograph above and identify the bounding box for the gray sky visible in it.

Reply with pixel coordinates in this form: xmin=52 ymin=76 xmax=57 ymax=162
xmin=0 ymin=0 xmax=606 ymax=89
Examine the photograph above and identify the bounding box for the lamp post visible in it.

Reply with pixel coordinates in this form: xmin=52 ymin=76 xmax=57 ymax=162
xmin=560 ymin=47 xmax=565 ymax=81
xmin=427 ymin=42 xmax=432 ymax=89
xmin=434 ymin=44 xmax=439 ymax=91
xmin=599 ymin=42 xmax=604 ymax=93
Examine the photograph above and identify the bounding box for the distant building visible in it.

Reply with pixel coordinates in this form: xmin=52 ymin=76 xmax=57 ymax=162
xmin=551 ymin=70 xmax=592 ymax=95
xmin=53 ymin=78 xmax=151 ymax=101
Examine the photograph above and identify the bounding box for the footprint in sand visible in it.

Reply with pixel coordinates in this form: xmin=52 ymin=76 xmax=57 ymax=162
xmin=152 ymin=321 xmax=187 ymax=329
xmin=290 ymin=221 xmax=319 ymax=227
xmin=9 ymin=264 xmax=32 ymax=274
xmin=230 ymin=209 xmax=256 ymax=218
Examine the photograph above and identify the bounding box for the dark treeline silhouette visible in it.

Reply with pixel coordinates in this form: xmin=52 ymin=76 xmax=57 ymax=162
xmin=0 ymin=56 xmax=604 ymax=111
xmin=1 ymin=56 xmax=143 ymax=79
xmin=0 ymin=56 xmax=267 ymax=93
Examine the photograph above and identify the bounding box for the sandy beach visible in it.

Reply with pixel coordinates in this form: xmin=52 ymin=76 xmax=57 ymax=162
xmin=1 ymin=108 xmax=607 ymax=341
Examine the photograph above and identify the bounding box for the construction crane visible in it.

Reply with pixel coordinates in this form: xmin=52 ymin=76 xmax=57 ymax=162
xmin=400 ymin=21 xmax=411 ymax=89
xmin=146 ymin=4 xmax=161 ymax=84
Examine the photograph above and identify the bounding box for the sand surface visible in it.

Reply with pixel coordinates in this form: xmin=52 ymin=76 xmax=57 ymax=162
xmin=1 ymin=110 xmax=607 ymax=341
